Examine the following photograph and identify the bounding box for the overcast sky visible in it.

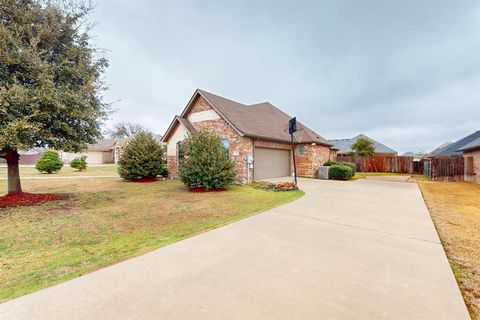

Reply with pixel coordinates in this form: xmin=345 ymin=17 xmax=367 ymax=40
xmin=90 ymin=0 xmax=480 ymax=154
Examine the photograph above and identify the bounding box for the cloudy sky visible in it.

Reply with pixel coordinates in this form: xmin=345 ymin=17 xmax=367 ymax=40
xmin=90 ymin=0 xmax=480 ymax=154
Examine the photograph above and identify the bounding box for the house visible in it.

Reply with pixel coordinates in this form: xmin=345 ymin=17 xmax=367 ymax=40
xmin=60 ymin=139 xmax=116 ymax=164
xmin=428 ymin=141 xmax=452 ymax=156
xmin=18 ymin=148 xmax=45 ymax=164
xmin=329 ymin=134 xmax=397 ymax=156
xmin=429 ymin=131 xmax=480 ymax=157
xmin=458 ymin=137 xmax=480 ymax=184
xmin=161 ymin=89 xmax=333 ymax=183
xmin=402 ymin=151 xmax=426 ymax=161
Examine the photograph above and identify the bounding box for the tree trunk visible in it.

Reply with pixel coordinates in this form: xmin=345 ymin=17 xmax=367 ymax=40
xmin=6 ymin=148 xmax=22 ymax=194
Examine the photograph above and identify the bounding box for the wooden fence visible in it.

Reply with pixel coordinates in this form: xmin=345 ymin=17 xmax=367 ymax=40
xmin=423 ymin=157 xmax=464 ymax=182
xmin=336 ymin=155 xmax=414 ymax=173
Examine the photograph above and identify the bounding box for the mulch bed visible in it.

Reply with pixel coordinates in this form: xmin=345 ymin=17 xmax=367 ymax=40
xmin=189 ymin=187 xmax=227 ymax=193
xmin=0 ymin=193 xmax=65 ymax=208
xmin=133 ymin=177 xmax=158 ymax=183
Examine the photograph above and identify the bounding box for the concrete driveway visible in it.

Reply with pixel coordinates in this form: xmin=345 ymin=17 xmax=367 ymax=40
xmin=0 ymin=179 xmax=469 ymax=319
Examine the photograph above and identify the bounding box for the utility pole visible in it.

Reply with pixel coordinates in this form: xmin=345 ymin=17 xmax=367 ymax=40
xmin=289 ymin=117 xmax=298 ymax=186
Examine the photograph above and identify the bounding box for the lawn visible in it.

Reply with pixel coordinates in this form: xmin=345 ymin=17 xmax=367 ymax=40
xmin=0 ymin=178 xmax=303 ymax=302
xmin=353 ymin=172 xmax=429 ymax=181
xmin=0 ymin=164 xmax=118 ymax=178
xmin=419 ymin=181 xmax=480 ymax=319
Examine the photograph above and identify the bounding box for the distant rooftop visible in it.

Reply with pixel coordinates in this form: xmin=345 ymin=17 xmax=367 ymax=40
xmin=429 ymin=130 xmax=480 ymax=156
xmin=329 ymin=134 xmax=397 ymax=154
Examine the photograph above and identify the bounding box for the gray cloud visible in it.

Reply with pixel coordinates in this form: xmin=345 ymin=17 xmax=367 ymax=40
xmin=91 ymin=0 xmax=480 ymax=153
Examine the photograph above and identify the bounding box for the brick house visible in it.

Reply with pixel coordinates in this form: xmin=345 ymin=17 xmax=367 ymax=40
xmin=458 ymin=137 xmax=480 ymax=184
xmin=161 ymin=89 xmax=334 ymax=184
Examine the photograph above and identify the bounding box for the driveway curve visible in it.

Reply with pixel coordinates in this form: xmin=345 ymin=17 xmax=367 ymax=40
xmin=0 ymin=178 xmax=469 ymax=319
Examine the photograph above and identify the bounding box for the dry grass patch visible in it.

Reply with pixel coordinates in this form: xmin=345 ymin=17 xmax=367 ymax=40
xmin=419 ymin=181 xmax=480 ymax=319
xmin=0 ymin=164 xmax=118 ymax=178
xmin=0 ymin=178 xmax=303 ymax=302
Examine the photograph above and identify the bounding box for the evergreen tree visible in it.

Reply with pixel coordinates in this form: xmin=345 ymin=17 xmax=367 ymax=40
xmin=351 ymin=137 xmax=376 ymax=156
xmin=179 ymin=131 xmax=236 ymax=189
xmin=35 ymin=150 xmax=63 ymax=173
xmin=0 ymin=1 xmax=108 ymax=193
xmin=117 ymin=132 xmax=165 ymax=180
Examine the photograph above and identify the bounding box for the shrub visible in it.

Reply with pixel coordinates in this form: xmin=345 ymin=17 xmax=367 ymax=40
xmin=117 ymin=132 xmax=166 ymax=180
xmin=323 ymin=160 xmax=337 ymax=166
xmin=337 ymin=161 xmax=356 ymax=174
xmin=329 ymin=164 xmax=354 ymax=180
xmin=35 ymin=150 xmax=63 ymax=173
xmin=179 ymin=130 xmax=236 ymax=189
xmin=69 ymin=155 xmax=87 ymax=171
xmin=159 ymin=167 xmax=168 ymax=177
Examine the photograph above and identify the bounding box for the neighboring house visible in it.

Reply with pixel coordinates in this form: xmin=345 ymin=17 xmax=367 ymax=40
xmin=428 ymin=141 xmax=452 ymax=156
xmin=161 ymin=89 xmax=333 ymax=183
xmin=60 ymin=139 xmax=116 ymax=164
xmin=402 ymin=151 xmax=426 ymax=160
xmin=329 ymin=134 xmax=397 ymax=156
xmin=18 ymin=148 xmax=45 ymax=164
xmin=429 ymin=131 xmax=480 ymax=157
xmin=458 ymin=137 xmax=480 ymax=184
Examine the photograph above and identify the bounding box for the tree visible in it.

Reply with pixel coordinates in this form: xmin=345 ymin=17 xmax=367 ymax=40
xmin=351 ymin=137 xmax=376 ymax=156
xmin=0 ymin=1 xmax=108 ymax=193
xmin=70 ymin=155 xmax=87 ymax=171
xmin=117 ymin=132 xmax=165 ymax=180
xmin=108 ymin=122 xmax=147 ymax=139
xmin=179 ymin=130 xmax=236 ymax=189
xmin=35 ymin=150 xmax=63 ymax=173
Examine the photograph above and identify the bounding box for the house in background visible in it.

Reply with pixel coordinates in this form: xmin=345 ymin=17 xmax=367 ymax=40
xmin=329 ymin=134 xmax=397 ymax=156
xmin=402 ymin=151 xmax=426 ymax=160
xmin=458 ymin=137 xmax=480 ymax=184
xmin=161 ymin=89 xmax=333 ymax=183
xmin=428 ymin=131 xmax=480 ymax=157
xmin=428 ymin=141 xmax=452 ymax=156
xmin=60 ymin=139 xmax=116 ymax=164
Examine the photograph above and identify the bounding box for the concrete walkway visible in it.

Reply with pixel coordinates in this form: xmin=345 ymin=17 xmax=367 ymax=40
xmin=0 ymin=179 xmax=469 ymax=319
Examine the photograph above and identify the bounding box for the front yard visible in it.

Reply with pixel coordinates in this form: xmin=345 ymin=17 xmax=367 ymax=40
xmin=419 ymin=181 xmax=480 ymax=319
xmin=0 ymin=178 xmax=303 ymax=302
xmin=0 ymin=164 xmax=118 ymax=178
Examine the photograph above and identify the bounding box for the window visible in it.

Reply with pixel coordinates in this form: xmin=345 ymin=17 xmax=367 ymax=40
xmin=221 ymin=139 xmax=230 ymax=153
xmin=467 ymin=157 xmax=474 ymax=175
xmin=298 ymin=144 xmax=305 ymax=156
xmin=177 ymin=141 xmax=185 ymax=167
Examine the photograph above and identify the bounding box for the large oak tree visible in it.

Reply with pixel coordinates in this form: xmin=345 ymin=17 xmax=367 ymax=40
xmin=0 ymin=0 xmax=108 ymax=193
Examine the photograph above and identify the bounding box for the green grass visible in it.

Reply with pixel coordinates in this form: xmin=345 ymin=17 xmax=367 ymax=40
xmin=353 ymin=172 xmax=429 ymax=181
xmin=0 ymin=178 xmax=303 ymax=302
xmin=0 ymin=164 xmax=118 ymax=178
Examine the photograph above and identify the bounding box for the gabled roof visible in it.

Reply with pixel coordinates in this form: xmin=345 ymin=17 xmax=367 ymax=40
xmin=163 ymin=89 xmax=331 ymax=146
xmin=328 ymin=134 xmax=397 ymax=154
xmin=162 ymin=116 xmax=197 ymax=142
xmin=457 ymin=136 xmax=480 ymax=152
xmin=87 ymin=139 xmax=116 ymax=151
xmin=430 ymin=130 xmax=480 ymax=156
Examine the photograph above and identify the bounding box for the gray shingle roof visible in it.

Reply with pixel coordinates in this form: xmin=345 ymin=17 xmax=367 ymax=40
xmin=196 ymin=90 xmax=331 ymax=145
xmin=87 ymin=139 xmax=116 ymax=151
xmin=328 ymin=134 xmax=397 ymax=154
xmin=457 ymin=136 xmax=480 ymax=152
xmin=430 ymin=130 xmax=480 ymax=156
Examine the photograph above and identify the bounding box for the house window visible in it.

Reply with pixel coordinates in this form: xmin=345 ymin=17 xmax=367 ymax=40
xmin=221 ymin=139 xmax=230 ymax=153
xmin=177 ymin=141 xmax=185 ymax=168
xmin=298 ymin=144 xmax=305 ymax=156
xmin=466 ymin=157 xmax=474 ymax=175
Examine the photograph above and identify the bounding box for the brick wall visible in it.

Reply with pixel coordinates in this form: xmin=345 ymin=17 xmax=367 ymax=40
xmin=167 ymin=95 xmax=254 ymax=184
xmin=464 ymin=149 xmax=480 ymax=184
xmin=295 ymin=144 xmax=331 ymax=177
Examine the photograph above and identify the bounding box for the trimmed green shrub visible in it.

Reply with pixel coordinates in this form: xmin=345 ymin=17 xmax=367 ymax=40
xmin=337 ymin=161 xmax=356 ymax=174
xmin=323 ymin=160 xmax=337 ymax=166
xmin=70 ymin=155 xmax=87 ymax=171
xmin=35 ymin=150 xmax=63 ymax=173
xmin=329 ymin=164 xmax=354 ymax=180
xmin=179 ymin=130 xmax=236 ymax=189
xmin=159 ymin=167 xmax=168 ymax=177
xmin=117 ymin=132 xmax=165 ymax=180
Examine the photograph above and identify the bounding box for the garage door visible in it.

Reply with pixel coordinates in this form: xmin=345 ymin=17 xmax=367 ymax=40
xmin=254 ymin=147 xmax=291 ymax=180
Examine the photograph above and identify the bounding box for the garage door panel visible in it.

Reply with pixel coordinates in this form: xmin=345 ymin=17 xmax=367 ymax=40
xmin=254 ymin=148 xmax=291 ymax=180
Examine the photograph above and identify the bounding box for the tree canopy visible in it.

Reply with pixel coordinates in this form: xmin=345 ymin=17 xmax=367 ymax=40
xmin=0 ymin=0 xmax=109 ymax=193
xmin=108 ymin=122 xmax=147 ymax=139
xmin=350 ymin=137 xmax=376 ymax=156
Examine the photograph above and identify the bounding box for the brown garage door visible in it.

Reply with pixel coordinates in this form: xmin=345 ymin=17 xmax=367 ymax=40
xmin=254 ymin=147 xmax=291 ymax=180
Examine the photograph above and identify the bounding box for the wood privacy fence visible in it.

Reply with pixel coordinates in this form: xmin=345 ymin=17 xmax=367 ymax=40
xmin=423 ymin=157 xmax=464 ymax=182
xmin=336 ymin=155 xmax=414 ymax=173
